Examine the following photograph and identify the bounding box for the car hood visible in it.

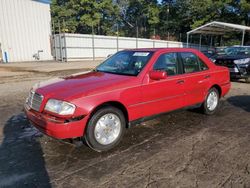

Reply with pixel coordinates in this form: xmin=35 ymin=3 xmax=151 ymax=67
xmin=34 ymin=71 xmax=136 ymax=100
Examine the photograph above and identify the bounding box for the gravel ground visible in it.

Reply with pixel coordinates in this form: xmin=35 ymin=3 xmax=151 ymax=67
xmin=0 ymin=62 xmax=250 ymax=188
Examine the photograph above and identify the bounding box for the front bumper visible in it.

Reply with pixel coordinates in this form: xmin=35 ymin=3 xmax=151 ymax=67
xmin=24 ymin=104 xmax=88 ymax=139
xmin=230 ymin=72 xmax=245 ymax=79
xmin=229 ymin=64 xmax=250 ymax=79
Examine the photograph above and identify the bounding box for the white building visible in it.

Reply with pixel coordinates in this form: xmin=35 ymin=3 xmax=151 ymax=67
xmin=0 ymin=0 xmax=52 ymax=62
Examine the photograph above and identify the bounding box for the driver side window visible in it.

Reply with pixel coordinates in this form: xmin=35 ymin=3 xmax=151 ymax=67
xmin=153 ymin=53 xmax=178 ymax=76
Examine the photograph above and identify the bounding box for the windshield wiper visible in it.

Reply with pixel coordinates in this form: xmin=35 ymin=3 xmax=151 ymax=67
xmin=96 ymin=70 xmax=136 ymax=76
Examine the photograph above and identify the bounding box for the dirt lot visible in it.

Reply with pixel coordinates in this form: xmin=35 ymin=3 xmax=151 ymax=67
xmin=0 ymin=62 xmax=250 ymax=188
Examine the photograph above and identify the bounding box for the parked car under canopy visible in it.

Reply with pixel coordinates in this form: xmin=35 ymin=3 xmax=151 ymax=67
xmin=186 ymin=21 xmax=250 ymax=47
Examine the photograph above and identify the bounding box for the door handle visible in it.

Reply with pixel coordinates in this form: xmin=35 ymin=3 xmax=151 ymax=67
xmin=204 ymin=75 xmax=211 ymax=79
xmin=176 ymin=80 xmax=185 ymax=84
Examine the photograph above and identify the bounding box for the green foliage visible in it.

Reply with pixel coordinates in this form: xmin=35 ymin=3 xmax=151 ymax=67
xmin=51 ymin=0 xmax=250 ymax=44
xmin=52 ymin=0 xmax=119 ymax=34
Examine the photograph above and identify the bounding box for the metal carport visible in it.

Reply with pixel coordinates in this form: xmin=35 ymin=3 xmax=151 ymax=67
xmin=187 ymin=21 xmax=250 ymax=47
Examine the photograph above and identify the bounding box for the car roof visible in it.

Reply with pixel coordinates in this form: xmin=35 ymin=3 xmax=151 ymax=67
xmin=232 ymin=45 xmax=250 ymax=47
xmin=123 ymin=48 xmax=201 ymax=53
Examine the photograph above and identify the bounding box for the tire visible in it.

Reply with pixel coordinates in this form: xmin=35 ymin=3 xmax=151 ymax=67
xmin=245 ymin=77 xmax=250 ymax=83
xmin=84 ymin=106 xmax=126 ymax=152
xmin=201 ymin=88 xmax=220 ymax=115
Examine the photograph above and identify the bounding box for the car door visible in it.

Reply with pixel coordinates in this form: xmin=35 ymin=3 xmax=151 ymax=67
xmin=178 ymin=52 xmax=211 ymax=106
xmin=140 ymin=52 xmax=186 ymax=117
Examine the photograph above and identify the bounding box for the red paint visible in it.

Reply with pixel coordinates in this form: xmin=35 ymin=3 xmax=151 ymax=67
xmin=24 ymin=48 xmax=231 ymax=139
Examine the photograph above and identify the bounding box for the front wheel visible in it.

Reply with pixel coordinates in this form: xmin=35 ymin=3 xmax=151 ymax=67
xmin=201 ymin=88 xmax=220 ymax=115
xmin=84 ymin=106 xmax=126 ymax=152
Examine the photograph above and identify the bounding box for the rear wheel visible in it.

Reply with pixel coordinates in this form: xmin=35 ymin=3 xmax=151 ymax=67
xmin=202 ymin=88 xmax=219 ymax=115
xmin=84 ymin=106 xmax=126 ymax=152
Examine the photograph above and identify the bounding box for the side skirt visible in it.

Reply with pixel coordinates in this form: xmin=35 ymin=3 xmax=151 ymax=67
xmin=128 ymin=103 xmax=202 ymax=128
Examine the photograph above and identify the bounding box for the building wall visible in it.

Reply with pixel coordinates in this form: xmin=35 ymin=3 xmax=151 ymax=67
xmin=0 ymin=0 xmax=52 ymax=62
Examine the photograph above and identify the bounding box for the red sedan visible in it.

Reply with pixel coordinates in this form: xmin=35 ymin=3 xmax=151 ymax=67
xmin=24 ymin=48 xmax=231 ymax=151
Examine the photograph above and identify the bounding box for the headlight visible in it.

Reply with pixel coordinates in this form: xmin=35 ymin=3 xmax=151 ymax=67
xmin=45 ymin=99 xmax=76 ymax=115
xmin=234 ymin=58 xmax=250 ymax=65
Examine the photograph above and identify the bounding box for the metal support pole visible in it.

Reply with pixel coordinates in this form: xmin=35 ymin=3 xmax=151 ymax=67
xmin=199 ymin=34 xmax=202 ymax=50
xmin=116 ymin=24 xmax=119 ymax=52
xmin=220 ymin=35 xmax=223 ymax=46
xmin=186 ymin=34 xmax=189 ymax=48
xmin=59 ymin=34 xmax=63 ymax=62
xmin=92 ymin=24 xmax=95 ymax=61
xmin=58 ymin=21 xmax=63 ymax=62
xmin=54 ymin=35 xmax=58 ymax=61
xmin=136 ymin=25 xmax=138 ymax=48
xmin=242 ymin=30 xmax=245 ymax=46
xmin=63 ymin=33 xmax=67 ymax=62
xmin=210 ymin=36 xmax=213 ymax=48
xmin=52 ymin=21 xmax=56 ymax=60
xmin=62 ymin=19 xmax=67 ymax=62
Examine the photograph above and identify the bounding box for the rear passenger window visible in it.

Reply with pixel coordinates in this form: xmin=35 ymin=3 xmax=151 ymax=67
xmin=180 ymin=52 xmax=208 ymax=73
xmin=153 ymin=53 xmax=178 ymax=76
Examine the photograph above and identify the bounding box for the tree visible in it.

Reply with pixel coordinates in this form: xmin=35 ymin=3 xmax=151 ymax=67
xmin=98 ymin=0 xmax=120 ymax=35
xmin=159 ymin=0 xmax=192 ymax=40
xmin=51 ymin=0 xmax=119 ymax=35
xmin=115 ymin=0 xmax=160 ymax=37
xmin=51 ymin=0 xmax=250 ymax=44
xmin=51 ymin=0 xmax=78 ymax=33
xmin=239 ymin=0 xmax=250 ymax=26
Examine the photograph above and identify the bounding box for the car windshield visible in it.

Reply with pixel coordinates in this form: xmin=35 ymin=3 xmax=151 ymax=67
xmin=224 ymin=47 xmax=250 ymax=56
xmin=215 ymin=47 xmax=226 ymax=55
xmin=202 ymin=50 xmax=215 ymax=58
xmin=96 ymin=51 xmax=154 ymax=76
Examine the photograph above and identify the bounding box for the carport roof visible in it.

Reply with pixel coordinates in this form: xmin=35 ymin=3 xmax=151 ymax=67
xmin=187 ymin=21 xmax=250 ymax=35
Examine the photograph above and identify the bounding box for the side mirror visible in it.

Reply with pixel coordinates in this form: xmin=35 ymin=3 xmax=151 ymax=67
xmin=149 ymin=70 xmax=167 ymax=80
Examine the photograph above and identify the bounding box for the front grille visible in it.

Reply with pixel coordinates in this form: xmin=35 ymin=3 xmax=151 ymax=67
xmin=215 ymin=60 xmax=235 ymax=68
xmin=27 ymin=91 xmax=43 ymax=111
